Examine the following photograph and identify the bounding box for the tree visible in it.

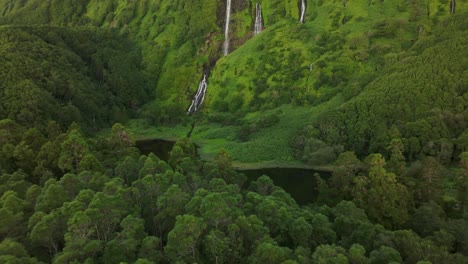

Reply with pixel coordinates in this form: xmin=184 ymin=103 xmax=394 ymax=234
xmin=0 ymin=119 xmax=24 ymax=146
xmin=34 ymin=140 xmax=62 ymax=182
xmin=312 ymin=244 xmax=348 ymax=264
xmin=138 ymin=236 xmax=164 ymax=263
xmin=232 ymin=215 xmax=269 ymax=254
xmin=386 ymin=138 xmax=407 ymax=179
xmin=0 ymin=238 xmax=28 ymax=258
xmin=13 ymin=141 xmax=36 ymax=174
xmin=203 ymin=229 xmax=230 ymax=264
xmin=155 ymin=185 xmax=190 ymax=238
xmin=59 ymin=211 xmax=101 ymax=263
xmin=392 ymin=230 xmax=463 ymax=264
xmin=255 ymin=196 xmax=294 ymax=239
xmin=330 ymin=151 xmax=362 ymax=201
xmin=369 ymin=246 xmax=402 ymax=264
xmin=102 ymin=216 xmax=146 ymax=264
xmin=0 ymin=238 xmax=40 ymax=264
xmin=248 ymin=242 xmax=293 ymax=264
xmin=0 ymin=191 xmax=26 ymax=239
xmin=289 ymin=217 xmax=312 ymax=247
xmin=347 ymin=244 xmax=368 ymax=264
xmin=409 ymin=201 xmax=445 ymax=237
xmin=106 ymin=123 xmax=138 ymax=160
xmin=200 ymin=192 xmax=234 ymax=228
xmin=34 ymin=180 xmax=68 ymax=213
xmin=78 ymin=153 xmax=103 ymax=173
xmin=457 ymin=152 xmax=468 ymax=214
xmin=115 ymin=156 xmax=139 ymax=185
xmin=309 ymin=213 xmax=337 ymax=249
xmin=353 ymin=154 xmax=411 ymax=228
xmin=86 ymin=188 xmax=132 ymax=242
xmin=413 ymin=157 xmax=444 ymax=205
xmin=168 ymin=137 xmax=197 ymax=171
xmin=58 ymin=129 xmax=90 ymax=172
xmin=21 ymin=128 xmax=45 ymax=152
xmin=250 ymin=175 xmax=277 ymax=196
xmin=29 ymin=210 xmax=66 ymax=257
xmin=165 ymin=215 xmax=206 ymax=262
xmin=210 ymin=150 xmax=246 ymax=186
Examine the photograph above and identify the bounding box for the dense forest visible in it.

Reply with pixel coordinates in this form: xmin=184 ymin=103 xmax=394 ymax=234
xmin=0 ymin=26 xmax=148 ymax=130
xmin=0 ymin=0 xmax=467 ymax=263
xmin=1 ymin=121 xmax=467 ymax=263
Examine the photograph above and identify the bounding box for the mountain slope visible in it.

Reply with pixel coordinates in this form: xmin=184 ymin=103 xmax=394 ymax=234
xmin=314 ymin=14 xmax=467 ymax=161
xmin=0 ymin=0 xmax=466 ymax=164
xmin=0 ymin=25 xmax=147 ymax=129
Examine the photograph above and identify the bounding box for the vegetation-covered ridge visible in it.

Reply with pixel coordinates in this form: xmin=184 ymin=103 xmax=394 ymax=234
xmin=0 ymin=121 xmax=467 ymax=263
xmin=313 ymin=12 xmax=468 ymax=162
xmin=0 ymin=0 xmax=466 ymax=166
xmin=1 ymin=0 xmax=465 ymax=120
xmin=0 ymin=25 xmax=147 ymax=130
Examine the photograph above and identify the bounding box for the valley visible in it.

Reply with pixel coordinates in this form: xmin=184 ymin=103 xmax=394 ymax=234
xmin=0 ymin=0 xmax=467 ymax=263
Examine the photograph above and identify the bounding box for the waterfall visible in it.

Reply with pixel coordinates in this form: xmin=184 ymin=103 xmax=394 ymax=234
xmin=223 ymin=0 xmax=232 ymax=56
xmin=254 ymin=3 xmax=263 ymax=36
xmin=187 ymin=74 xmax=208 ymax=114
xmin=299 ymin=0 xmax=306 ymax=24
xmin=450 ymin=0 xmax=456 ymax=14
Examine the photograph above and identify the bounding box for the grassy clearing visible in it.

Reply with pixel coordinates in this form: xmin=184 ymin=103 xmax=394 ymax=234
xmin=130 ymin=95 xmax=342 ymax=168
xmin=126 ymin=119 xmax=190 ymax=141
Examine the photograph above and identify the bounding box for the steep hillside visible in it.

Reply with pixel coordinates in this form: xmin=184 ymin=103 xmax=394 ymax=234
xmin=313 ymin=14 xmax=467 ymax=162
xmin=0 ymin=25 xmax=147 ymax=130
xmin=2 ymin=1 xmax=464 ymax=121
xmin=0 ymin=0 xmax=466 ymax=164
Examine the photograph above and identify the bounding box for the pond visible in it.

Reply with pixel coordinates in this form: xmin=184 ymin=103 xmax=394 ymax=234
xmin=135 ymin=139 xmax=175 ymax=162
xmin=239 ymin=168 xmax=331 ymax=205
xmin=135 ymin=138 xmax=331 ymax=205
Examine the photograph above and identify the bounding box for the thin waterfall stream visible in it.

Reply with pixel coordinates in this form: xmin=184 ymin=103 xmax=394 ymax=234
xmin=223 ymin=0 xmax=232 ymax=56
xmin=187 ymin=74 xmax=208 ymax=114
xmin=254 ymin=3 xmax=263 ymax=36
xmin=299 ymin=0 xmax=306 ymax=24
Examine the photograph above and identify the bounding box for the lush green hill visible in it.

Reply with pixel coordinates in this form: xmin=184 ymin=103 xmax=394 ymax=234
xmin=0 ymin=0 xmax=466 ymax=164
xmin=0 ymin=25 xmax=147 ymax=130
xmin=314 ymin=14 xmax=468 ymax=162
xmin=0 ymin=1 xmax=468 ymax=263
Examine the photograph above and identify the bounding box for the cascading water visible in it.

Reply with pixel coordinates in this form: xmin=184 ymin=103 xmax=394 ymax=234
xmin=299 ymin=0 xmax=306 ymax=24
xmin=187 ymin=74 xmax=208 ymax=114
xmin=223 ymin=0 xmax=232 ymax=56
xmin=254 ymin=3 xmax=263 ymax=36
xmin=450 ymin=0 xmax=456 ymax=14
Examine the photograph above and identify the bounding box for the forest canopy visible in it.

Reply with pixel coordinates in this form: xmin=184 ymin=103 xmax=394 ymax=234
xmin=0 ymin=25 xmax=148 ymax=130
xmin=0 ymin=0 xmax=467 ymax=263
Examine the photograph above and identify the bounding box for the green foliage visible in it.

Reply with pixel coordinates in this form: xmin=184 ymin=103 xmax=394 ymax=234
xmin=58 ymin=129 xmax=90 ymax=172
xmin=0 ymin=26 xmax=147 ymax=130
xmin=165 ymin=214 xmax=206 ymax=263
xmin=312 ymin=244 xmax=348 ymax=264
xmin=369 ymin=246 xmax=402 ymax=264
xmin=0 ymin=129 xmax=467 ymax=263
xmin=0 ymin=1 xmax=467 ymax=263
xmin=316 ymin=13 xmax=467 ymax=162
